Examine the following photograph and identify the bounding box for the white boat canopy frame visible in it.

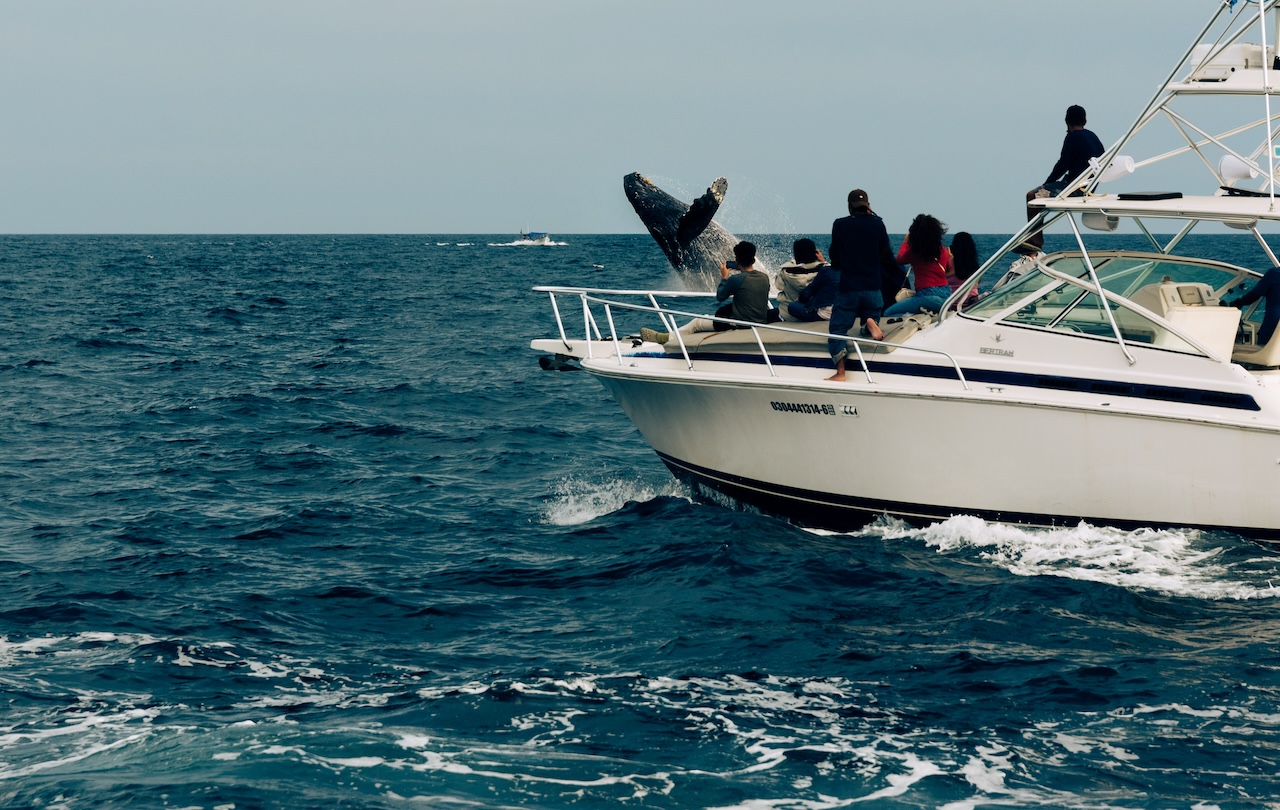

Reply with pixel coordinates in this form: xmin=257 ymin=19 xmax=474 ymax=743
xmin=944 ymin=0 xmax=1280 ymax=346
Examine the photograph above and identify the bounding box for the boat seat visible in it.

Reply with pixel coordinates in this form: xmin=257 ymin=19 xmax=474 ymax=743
xmin=1232 ymin=323 xmax=1280 ymax=368
xmin=663 ymin=314 xmax=929 ymax=356
xmin=1128 ymin=281 xmax=1239 ymax=358
xmin=678 ymin=320 xmax=829 ymax=355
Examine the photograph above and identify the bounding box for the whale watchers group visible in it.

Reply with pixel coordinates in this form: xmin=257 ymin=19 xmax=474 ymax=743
xmin=636 ymin=103 xmax=1104 ymax=382
xmin=635 ymin=188 xmax=975 ymax=380
xmin=638 ymin=188 xmax=976 ymax=384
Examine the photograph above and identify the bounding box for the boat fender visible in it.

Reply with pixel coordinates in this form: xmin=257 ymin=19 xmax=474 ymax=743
xmin=538 ymin=354 xmax=581 ymax=372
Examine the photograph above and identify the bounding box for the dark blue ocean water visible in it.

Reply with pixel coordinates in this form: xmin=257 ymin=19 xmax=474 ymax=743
xmin=4 ymin=233 xmax=1280 ymax=809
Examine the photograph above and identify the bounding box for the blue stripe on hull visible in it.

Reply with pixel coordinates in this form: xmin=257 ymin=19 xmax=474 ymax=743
xmin=638 ymin=351 xmax=1261 ymax=412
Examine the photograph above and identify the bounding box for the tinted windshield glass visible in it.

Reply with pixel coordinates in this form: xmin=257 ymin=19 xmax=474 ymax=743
xmin=962 ymin=256 xmax=1205 ymax=354
xmin=1044 ymin=253 xmax=1246 ymax=297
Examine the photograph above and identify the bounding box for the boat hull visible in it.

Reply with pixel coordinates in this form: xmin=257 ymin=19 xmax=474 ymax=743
xmin=590 ymin=364 xmax=1280 ymax=538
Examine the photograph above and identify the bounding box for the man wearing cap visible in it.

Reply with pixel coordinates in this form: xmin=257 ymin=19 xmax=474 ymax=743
xmin=825 ymin=189 xmax=898 ymax=381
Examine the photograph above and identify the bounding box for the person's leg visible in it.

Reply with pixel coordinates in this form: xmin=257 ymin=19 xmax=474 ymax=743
xmin=827 ymin=294 xmax=856 ymax=373
xmin=828 ymin=356 xmax=847 ymax=382
xmin=788 ymin=301 xmax=821 ymax=322
xmin=1259 ymin=301 xmax=1279 ymax=345
xmin=1023 ymin=186 xmax=1049 ymax=251
xmin=643 ymin=308 xmax=720 ymax=344
xmin=912 ymin=285 xmax=952 ymax=315
xmin=881 ymin=296 xmax=920 ymax=317
xmin=711 ymin=303 xmax=735 ymax=332
xmin=859 ymin=291 xmax=885 ymax=341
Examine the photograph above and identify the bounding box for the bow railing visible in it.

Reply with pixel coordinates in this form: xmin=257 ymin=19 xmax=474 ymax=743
xmin=533 ymin=286 xmax=970 ymax=390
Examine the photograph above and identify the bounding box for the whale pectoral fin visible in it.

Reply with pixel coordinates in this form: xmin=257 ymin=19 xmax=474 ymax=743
xmin=675 ymin=177 xmax=728 ymax=246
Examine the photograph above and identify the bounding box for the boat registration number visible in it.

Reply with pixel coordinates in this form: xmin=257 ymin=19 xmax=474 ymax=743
xmin=770 ymin=401 xmax=857 ymax=417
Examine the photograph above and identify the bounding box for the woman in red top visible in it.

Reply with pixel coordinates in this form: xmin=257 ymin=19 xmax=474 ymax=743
xmin=882 ymin=214 xmax=953 ymax=317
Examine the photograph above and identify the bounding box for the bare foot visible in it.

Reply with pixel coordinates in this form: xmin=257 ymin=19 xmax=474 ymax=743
xmin=825 ymin=373 xmax=846 ymax=382
xmin=867 ymin=320 xmax=885 ymax=341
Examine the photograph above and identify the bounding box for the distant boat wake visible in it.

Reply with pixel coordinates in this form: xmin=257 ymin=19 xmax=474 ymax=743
xmin=488 ymin=239 xmax=567 ymax=247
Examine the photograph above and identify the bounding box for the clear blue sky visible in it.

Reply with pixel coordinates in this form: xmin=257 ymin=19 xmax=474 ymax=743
xmin=0 ymin=1 xmax=1234 ymax=234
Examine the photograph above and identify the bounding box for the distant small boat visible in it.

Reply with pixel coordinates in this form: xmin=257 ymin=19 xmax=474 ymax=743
xmin=520 ymin=231 xmax=553 ymax=246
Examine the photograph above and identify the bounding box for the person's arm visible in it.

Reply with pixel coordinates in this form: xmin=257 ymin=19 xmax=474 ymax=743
xmin=1046 ymin=134 xmax=1071 ymax=183
xmin=1236 ymin=268 xmax=1280 ymax=306
xmin=880 ymin=229 xmax=902 ymax=279
xmin=895 ymin=236 xmax=912 ymax=265
xmin=797 ymin=276 xmax=813 ymax=303
xmin=716 ymin=271 xmax=743 ymax=302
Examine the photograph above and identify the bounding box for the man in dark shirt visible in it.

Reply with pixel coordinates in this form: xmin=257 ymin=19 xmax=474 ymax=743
xmin=1023 ymin=105 xmax=1105 ymax=252
xmin=1045 ymin=104 xmax=1105 ymax=188
xmin=826 ymin=189 xmax=898 ymax=381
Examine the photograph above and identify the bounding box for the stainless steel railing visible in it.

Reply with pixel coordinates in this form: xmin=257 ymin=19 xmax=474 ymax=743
xmin=534 ymin=286 xmax=971 ymax=390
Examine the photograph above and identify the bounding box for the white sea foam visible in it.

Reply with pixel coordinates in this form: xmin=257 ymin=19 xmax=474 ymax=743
xmin=855 ymin=515 xmax=1280 ymax=600
xmin=0 ymin=631 xmax=1249 ymax=807
xmin=0 ymin=631 xmax=162 ymax=668
xmin=540 ymin=476 xmax=689 ymax=526
xmin=487 ymin=240 xmax=567 ymax=247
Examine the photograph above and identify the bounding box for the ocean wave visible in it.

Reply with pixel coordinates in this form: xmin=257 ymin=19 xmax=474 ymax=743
xmin=1 ymin=630 xmax=1272 ymax=808
xmin=540 ymin=476 xmax=691 ymax=526
xmin=861 ymin=515 xmax=1280 ymax=600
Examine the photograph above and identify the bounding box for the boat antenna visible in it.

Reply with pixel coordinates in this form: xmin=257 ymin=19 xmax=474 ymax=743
xmin=1081 ymin=4 xmax=1230 ymax=198
xmin=1250 ymin=0 xmax=1280 ymax=204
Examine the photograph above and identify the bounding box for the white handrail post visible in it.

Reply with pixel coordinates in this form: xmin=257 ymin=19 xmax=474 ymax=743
xmin=1067 ymin=214 xmax=1137 ymax=365
xmin=580 ymin=294 xmax=595 ymax=360
xmin=548 ymin=291 xmax=569 ymax=348
xmin=849 ymin=338 xmax=873 ymax=384
xmin=604 ymin=304 xmax=623 ymax=366
xmin=668 ymin=320 xmax=694 ymax=370
xmin=647 ymin=292 xmax=679 ymax=335
xmin=750 ymin=327 xmax=776 ymax=377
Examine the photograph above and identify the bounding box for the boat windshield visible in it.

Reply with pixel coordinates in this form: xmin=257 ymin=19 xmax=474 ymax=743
xmin=1043 ymin=252 xmax=1249 ymax=298
xmin=961 ymin=252 xmax=1253 ymax=353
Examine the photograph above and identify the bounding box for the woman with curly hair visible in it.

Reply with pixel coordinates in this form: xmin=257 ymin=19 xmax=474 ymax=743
xmin=882 ymin=213 xmax=953 ymax=317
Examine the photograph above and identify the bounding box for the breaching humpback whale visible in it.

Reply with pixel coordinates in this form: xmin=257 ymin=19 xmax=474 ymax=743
xmin=623 ymin=172 xmax=740 ymax=286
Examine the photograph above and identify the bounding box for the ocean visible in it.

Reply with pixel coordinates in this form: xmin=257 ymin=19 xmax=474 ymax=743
xmin=3 ymin=232 xmax=1280 ymax=809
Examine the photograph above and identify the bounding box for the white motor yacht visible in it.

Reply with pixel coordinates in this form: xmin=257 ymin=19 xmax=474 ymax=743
xmin=531 ymin=2 xmax=1280 ymax=539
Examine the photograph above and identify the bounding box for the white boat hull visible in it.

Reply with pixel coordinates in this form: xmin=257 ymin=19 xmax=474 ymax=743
xmin=589 ymin=361 xmax=1280 ymax=537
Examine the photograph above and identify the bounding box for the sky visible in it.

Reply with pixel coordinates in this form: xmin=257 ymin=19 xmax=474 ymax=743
xmin=0 ymin=1 xmax=1253 ymax=234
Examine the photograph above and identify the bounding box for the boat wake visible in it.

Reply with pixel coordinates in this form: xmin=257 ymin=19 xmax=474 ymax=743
xmin=489 ymin=239 xmax=566 ymax=247
xmin=867 ymin=515 xmax=1280 ymax=600
xmin=541 ymin=476 xmax=690 ymax=526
